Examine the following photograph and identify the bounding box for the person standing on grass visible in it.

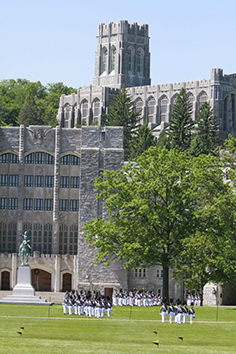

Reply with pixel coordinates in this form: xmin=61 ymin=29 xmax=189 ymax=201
xmin=106 ymin=296 xmax=112 ymax=318
xmin=160 ymin=301 xmax=168 ymax=323
xmin=189 ymin=303 xmax=195 ymax=324
xmin=62 ymin=291 xmax=69 ymax=315
xmin=168 ymin=302 xmax=175 ymax=324
xmin=182 ymin=303 xmax=189 ymax=324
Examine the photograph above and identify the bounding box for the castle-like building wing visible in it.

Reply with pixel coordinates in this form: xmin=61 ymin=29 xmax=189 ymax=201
xmin=57 ymin=20 xmax=236 ymax=141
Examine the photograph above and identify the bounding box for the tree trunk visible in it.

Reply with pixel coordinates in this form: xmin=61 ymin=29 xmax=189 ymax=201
xmin=162 ymin=266 xmax=169 ymax=302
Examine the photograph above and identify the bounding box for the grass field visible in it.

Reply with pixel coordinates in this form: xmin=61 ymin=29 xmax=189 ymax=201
xmin=0 ymin=304 xmax=236 ymax=354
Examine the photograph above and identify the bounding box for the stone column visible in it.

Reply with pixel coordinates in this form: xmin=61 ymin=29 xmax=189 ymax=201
xmin=17 ymin=125 xmax=25 ymax=250
xmin=54 ymin=254 xmax=60 ymax=292
xmin=52 ymin=126 xmax=61 ymax=254
xmin=11 ymin=253 xmax=18 ymax=288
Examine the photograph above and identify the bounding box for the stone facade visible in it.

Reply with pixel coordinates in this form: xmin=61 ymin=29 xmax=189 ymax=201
xmin=57 ymin=21 xmax=236 ymax=142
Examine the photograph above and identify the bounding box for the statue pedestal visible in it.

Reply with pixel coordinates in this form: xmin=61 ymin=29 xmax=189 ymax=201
xmin=13 ymin=266 xmax=35 ymax=296
xmin=0 ymin=265 xmax=52 ymax=305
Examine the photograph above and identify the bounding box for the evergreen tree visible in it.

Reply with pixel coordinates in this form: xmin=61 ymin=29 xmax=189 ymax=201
xmin=156 ymin=129 xmax=170 ymax=150
xmin=169 ymin=88 xmax=194 ymax=151
xmin=129 ymin=124 xmax=156 ymax=160
xmin=102 ymin=86 xmax=141 ymax=159
xmin=190 ymin=102 xmax=219 ymax=156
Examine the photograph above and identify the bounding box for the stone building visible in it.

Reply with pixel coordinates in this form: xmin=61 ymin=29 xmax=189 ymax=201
xmin=0 ymin=125 xmax=178 ymax=300
xmin=0 ymin=20 xmax=236 ymax=304
xmin=57 ymin=20 xmax=236 ymax=142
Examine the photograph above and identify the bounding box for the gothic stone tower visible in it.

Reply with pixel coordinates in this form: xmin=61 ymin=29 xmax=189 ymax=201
xmin=93 ymin=20 xmax=151 ymax=88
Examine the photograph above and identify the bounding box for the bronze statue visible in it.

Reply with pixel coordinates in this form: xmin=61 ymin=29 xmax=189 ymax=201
xmin=19 ymin=231 xmax=31 ymax=266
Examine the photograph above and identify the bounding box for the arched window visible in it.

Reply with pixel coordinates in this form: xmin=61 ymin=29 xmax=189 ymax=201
xmin=101 ymin=47 xmax=108 ymax=74
xmin=110 ymin=46 xmax=116 ymax=73
xmin=137 ymin=48 xmax=144 ymax=76
xmin=134 ymin=98 xmax=143 ymax=119
xmin=128 ymin=46 xmax=134 ymax=74
xmin=81 ymin=100 xmax=88 ymax=125
xmin=93 ymin=98 xmax=100 ymax=123
xmin=198 ymin=91 xmax=208 ymax=109
xmin=147 ymin=96 xmax=156 ymax=124
xmin=187 ymin=92 xmax=194 ymax=119
xmin=159 ymin=95 xmax=168 ymax=123
xmin=64 ymin=103 xmax=71 ymax=127
xmin=171 ymin=94 xmax=178 ymax=118
xmin=224 ymin=95 xmax=228 ymax=131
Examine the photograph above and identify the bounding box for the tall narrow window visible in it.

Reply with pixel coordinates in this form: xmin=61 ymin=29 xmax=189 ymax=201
xmin=198 ymin=91 xmax=208 ymax=109
xmin=25 ymin=153 xmax=34 ymax=164
xmin=134 ymin=98 xmax=143 ymax=119
xmin=128 ymin=46 xmax=134 ymax=74
xmin=147 ymin=97 xmax=156 ymax=124
xmin=110 ymin=46 xmax=116 ymax=73
xmin=9 ymin=175 xmax=18 ymax=187
xmin=10 ymin=154 xmax=19 ymax=164
xmin=137 ymin=48 xmax=144 ymax=76
xmin=9 ymin=198 xmax=18 ymax=210
xmin=45 ymin=176 xmax=54 ymax=188
xmin=101 ymin=47 xmax=107 ymax=74
xmin=46 ymin=153 xmax=54 ymax=165
xmin=93 ymin=99 xmax=100 ymax=123
xmin=35 ymin=152 xmax=44 ymax=164
xmin=24 ymin=175 xmax=33 ymax=187
xmin=0 ymin=175 xmax=8 ymax=186
xmin=34 ymin=199 xmax=43 ymax=211
xmin=0 ymin=154 xmax=9 ymax=163
xmin=71 ymin=155 xmax=80 ymax=165
xmin=81 ymin=100 xmax=88 ymax=125
xmin=160 ymin=95 xmax=168 ymax=123
xmin=35 ymin=175 xmax=44 ymax=187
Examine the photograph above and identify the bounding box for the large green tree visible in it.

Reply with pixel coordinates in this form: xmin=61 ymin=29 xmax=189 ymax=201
xmin=83 ymin=147 xmax=236 ymax=300
xmin=173 ymin=153 xmax=236 ymax=297
xmin=168 ymin=88 xmax=194 ymax=151
xmin=102 ymin=86 xmax=141 ymax=159
xmin=83 ymin=147 xmax=196 ymax=300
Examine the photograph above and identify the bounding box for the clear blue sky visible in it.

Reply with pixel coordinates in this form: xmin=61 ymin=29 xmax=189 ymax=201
xmin=1 ymin=0 xmax=236 ymax=88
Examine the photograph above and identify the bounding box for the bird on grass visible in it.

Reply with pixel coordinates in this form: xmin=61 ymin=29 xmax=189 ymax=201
xmin=178 ymin=336 xmax=183 ymax=341
xmin=153 ymin=340 xmax=159 ymax=346
xmin=20 ymin=326 xmax=24 ymax=330
xmin=153 ymin=331 xmax=158 ymax=335
xmin=17 ymin=330 xmax=23 ymax=335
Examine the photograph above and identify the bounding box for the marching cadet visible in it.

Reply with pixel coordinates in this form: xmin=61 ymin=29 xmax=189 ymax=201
xmin=182 ymin=303 xmax=189 ymax=324
xmin=160 ymin=301 xmax=168 ymax=323
xmin=62 ymin=291 xmax=70 ymax=315
xmin=95 ymin=299 xmax=101 ymax=318
xmin=189 ymin=303 xmax=195 ymax=324
xmin=168 ymin=302 xmax=175 ymax=324
xmin=175 ymin=303 xmax=183 ymax=324
xmin=68 ymin=294 xmax=74 ymax=315
xmin=106 ymin=296 xmax=112 ymax=318
xmin=101 ymin=297 xmax=106 ymax=317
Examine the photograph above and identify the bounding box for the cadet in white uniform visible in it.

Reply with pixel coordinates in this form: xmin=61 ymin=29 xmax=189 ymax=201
xmin=160 ymin=302 xmax=168 ymax=323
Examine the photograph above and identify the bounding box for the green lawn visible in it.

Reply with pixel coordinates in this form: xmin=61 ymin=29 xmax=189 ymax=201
xmin=0 ymin=304 xmax=235 ymax=354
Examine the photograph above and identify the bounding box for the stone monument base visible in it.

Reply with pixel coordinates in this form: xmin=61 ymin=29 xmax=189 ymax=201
xmin=0 ymin=265 xmax=52 ymax=305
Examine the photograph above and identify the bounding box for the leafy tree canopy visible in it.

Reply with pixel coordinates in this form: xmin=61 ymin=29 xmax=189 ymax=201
xmin=83 ymin=146 xmax=236 ymax=299
xmin=0 ymin=79 xmax=76 ymax=127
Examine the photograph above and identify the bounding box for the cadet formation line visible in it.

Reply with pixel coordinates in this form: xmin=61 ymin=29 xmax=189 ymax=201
xmin=62 ymin=289 xmax=196 ymax=323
